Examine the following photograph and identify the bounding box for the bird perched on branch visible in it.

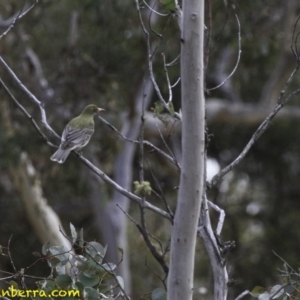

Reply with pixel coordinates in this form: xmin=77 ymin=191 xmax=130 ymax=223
xmin=51 ymin=104 xmax=105 ymax=164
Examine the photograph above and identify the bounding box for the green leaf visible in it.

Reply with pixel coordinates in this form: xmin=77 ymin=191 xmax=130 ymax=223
xmin=74 ymin=281 xmax=84 ymax=293
xmin=70 ymin=255 xmax=87 ymax=272
xmin=78 ymin=272 xmax=99 ymax=287
xmin=160 ymin=0 xmax=175 ymax=11
xmin=258 ymin=292 xmax=270 ymax=300
xmin=32 ymin=251 xmax=41 ymax=257
xmin=102 ymin=262 xmax=117 ymax=273
xmin=269 ymin=285 xmax=283 ymax=299
xmin=85 ymin=242 xmax=106 ymax=263
xmin=55 ymin=274 xmax=72 ymax=288
xmin=9 ymin=281 xmax=19 ymax=289
xmin=70 ymin=223 xmax=77 ymax=244
xmin=47 ymin=255 xmax=61 ymax=268
xmin=283 ymin=284 xmax=295 ymax=295
xmin=251 ymin=286 xmax=267 ymax=297
xmin=56 ymin=262 xmax=67 ymax=275
xmin=83 ymin=260 xmax=104 ymax=278
xmin=36 ymin=279 xmax=56 ymax=292
xmin=151 ymin=288 xmax=167 ymax=300
xmin=48 ymin=245 xmax=69 ymax=261
xmin=42 ymin=241 xmax=51 ymax=255
xmin=83 ymin=287 xmax=100 ymax=300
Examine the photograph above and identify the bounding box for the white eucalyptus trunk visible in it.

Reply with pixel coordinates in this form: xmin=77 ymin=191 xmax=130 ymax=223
xmin=167 ymin=0 xmax=205 ymax=299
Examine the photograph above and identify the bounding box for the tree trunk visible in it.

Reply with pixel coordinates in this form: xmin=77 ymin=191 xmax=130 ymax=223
xmin=167 ymin=0 xmax=205 ymax=299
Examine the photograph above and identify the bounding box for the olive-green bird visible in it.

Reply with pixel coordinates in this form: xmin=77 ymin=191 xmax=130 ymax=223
xmin=51 ymin=104 xmax=105 ymax=164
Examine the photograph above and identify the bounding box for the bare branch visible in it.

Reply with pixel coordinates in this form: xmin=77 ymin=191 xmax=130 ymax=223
xmin=207 ymin=200 xmax=225 ymax=236
xmin=135 ymin=0 xmax=181 ymax=119
xmin=165 ymin=54 xmax=180 ymax=67
xmin=0 ymin=1 xmax=38 ymax=40
xmin=234 ymin=290 xmax=250 ymax=300
xmin=162 ymin=53 xmax=173 ymax=103
xmin=117 ymin=203 xmax=169 ymax=274
xmin=171 ymin=77 xmax=180 ymax=88
xmin=0 ymin=64 xmax=171 ymax=220
xmin=0 ymin=55 xmax=60 ymax=139
xmin=0 ymin=77 xmax=56 ymax=149
xmin=210 ymin=67 xmax=300 ymax=187
xmin=136 ymin=102 xmax=170 ymax=274
xmin=291 ymin=15 xmax=300 ymax=60
xmin=144 ymin=140 xmax=180 ymax=169
xmin=135 ymin=0 xmax=166 ymax=107
xmin=155 ymin=123 xmax=180 ymax=170
xmin=98 ymin=115 xmax=180 ymax=169
xmin=7 ymin=236 xmax=17 ymax=274
xmin=72 ymin=154 xmax=172 ymax=219
xmin=207 ymin=13 xmax=241 ymax=92
xmin=204 ymin=0 xmax=212 ymax=71
xmin=142 ymin=0 xmax=169 ymax=17
xmin=145 ymin=158 xmax=174 ymax=219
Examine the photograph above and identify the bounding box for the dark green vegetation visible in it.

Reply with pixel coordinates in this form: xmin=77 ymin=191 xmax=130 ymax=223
xmin=0 ymin=0 xmax=300 ymax=299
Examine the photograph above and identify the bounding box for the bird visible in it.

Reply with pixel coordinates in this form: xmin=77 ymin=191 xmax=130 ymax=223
xmin=50 ymin=104 xmax=105 ymax=164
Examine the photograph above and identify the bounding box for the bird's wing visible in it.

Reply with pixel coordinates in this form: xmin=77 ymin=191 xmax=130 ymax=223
xmin=61 ymin=125 xmax=94 ymax=150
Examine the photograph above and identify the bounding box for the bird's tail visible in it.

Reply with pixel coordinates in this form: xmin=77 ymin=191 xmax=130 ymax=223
xmin=50 ymin=147 xmax=72 ymax=164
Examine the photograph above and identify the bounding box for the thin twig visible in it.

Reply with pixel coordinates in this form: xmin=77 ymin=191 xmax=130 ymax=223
xmin=155 ymin=123 xmax=179 ymax=170
xmin=144 ymin=140 xmax=180 ymax=169
xmin=135 ymin=0 xmax=180 ymax=119
xmin=77 ymin=154 xmax=171 ymax=219
xmin=210 ymin=25 xmax=300 ymax=187
xmin=207 ymin=13 xmax=241 ymax=92
xmin=210 ymin=74 xmax=300 ymax=187
xmin=7 ymin=236 xmax=17 ymax=274
xmin=0 ymin=275 xmax=15 ymax=281
xmin=7 ymin=236 xmax=26 ymax=290
xmin=165 ymin=53 xmax=180 ymax=67
xmin=145 ymin=158 xmax=174 ymax=219
xmin=0 ymin=55 xmax=171 ymax=219
xmin=139 ymin=80 xmax=146 ymax=205
xmin=145 ymin=259 xmax=167 ymax=289
xmin=171 ymin=77 xmax=180 ymax=88
xmin=291 ymin=15 xmax=300 ymax=60
xmin=1 ymin=78 xmax=170 ymax=220
xmin=0 ymin=1 xmax=38 ymax=41
xmin=0 ymin=77 xmax=57 ymax=149
xmin=136 ymin=87 xmax=169 ymax=275
xmin=135 ymin=0 xmax=166 ymax=108
xmin=272 ymin=251 xmax=296 ymax=274
xmin=98 ymin=115 xmax=180 ymax=169
xmin=207 ymin=199 xmax=225 ymax=236
xmin=117 ymin=204 xmax=169 ymax=274
xmin=58 ymin=228 xmax=130 ymax=300
xmin=204 ymin=0 xmax=212 ymax=71
xmin=234 ymin=290 xmax=250 ymax=300
xmin=142 ymin=0 xmax=169 ymax=17
xmin=162 ymin=53 xmax=173 ymax=103
xmin=0 ymin=55 xmax=60 ymax=139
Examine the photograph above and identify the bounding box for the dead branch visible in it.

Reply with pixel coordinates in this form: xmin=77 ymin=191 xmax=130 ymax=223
xmin=207 ymin=13 xmax=241 ymax=92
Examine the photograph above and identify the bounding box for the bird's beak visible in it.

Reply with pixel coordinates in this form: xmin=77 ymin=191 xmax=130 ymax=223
xmin=97 ymin=108 xmax=105 ymax=113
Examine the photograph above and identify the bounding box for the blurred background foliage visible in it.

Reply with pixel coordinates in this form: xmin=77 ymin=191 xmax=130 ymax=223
xmin=0 ymin=0 xmax=300 ymax=299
